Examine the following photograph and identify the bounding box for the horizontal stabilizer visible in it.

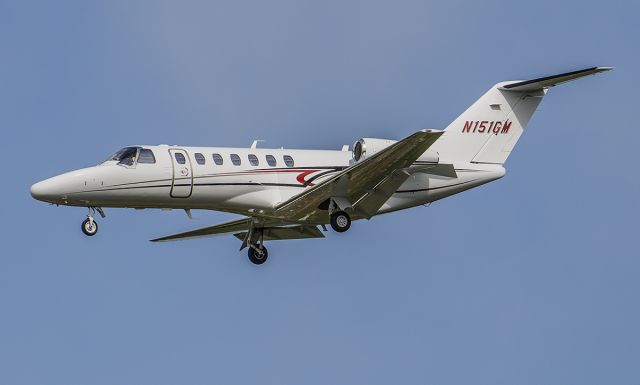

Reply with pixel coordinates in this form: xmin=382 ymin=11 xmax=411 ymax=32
xmin=500 ymin=67 xmax=612 ymax=92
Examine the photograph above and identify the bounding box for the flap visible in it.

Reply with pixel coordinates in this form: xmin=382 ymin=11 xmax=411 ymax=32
xmin=234 ymin=225 xmax=325 ymax=241
xmin=353 ymin=169 xmax=411 ymax=218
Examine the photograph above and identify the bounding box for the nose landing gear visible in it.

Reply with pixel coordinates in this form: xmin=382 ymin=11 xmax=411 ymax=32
xmin=82 ymin=217 xmax=98 ymax=236
xmin=81 ymin=207 xmax=105 ymax=237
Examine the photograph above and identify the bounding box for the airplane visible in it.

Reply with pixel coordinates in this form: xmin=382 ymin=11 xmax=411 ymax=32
xmin=31 ymin=67 xmax=611 ymax=265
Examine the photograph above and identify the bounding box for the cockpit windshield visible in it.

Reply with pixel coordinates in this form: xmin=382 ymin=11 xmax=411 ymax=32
xmin=103 ymin=147 xmax=156 ymax=166
xmin=105 ymin=147 xmax=138 ymax=166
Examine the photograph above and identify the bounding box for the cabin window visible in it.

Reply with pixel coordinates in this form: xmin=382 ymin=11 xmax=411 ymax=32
xmin=212 ymin=153 xmax=223 ymax=165
xmin=283 ymin=155 xmax=294 ymax=167
xmin=138 ymin=149 xmax=156 ymax=164
xmin=248 ymin=154 xmax=259 ymax=166
xmin=266 ymin=155 xmax=276 ymax=167
xmin=174 ymin=153 xmax=186 ymax=164
xmin=194 ymin=153 xmax=206 ymax=165
xmin=230 ymin=153 xmax=241 ymax=166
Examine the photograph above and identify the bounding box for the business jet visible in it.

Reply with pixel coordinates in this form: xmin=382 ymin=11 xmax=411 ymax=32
xmin=31 ymin=67 xmax=611 ymax=264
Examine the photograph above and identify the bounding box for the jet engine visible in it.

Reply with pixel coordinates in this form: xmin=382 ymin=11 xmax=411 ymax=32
xmin=352 ymin=136 xmax=440 ymax=164
xmin=352 ymin=138 xmax=397 ymax=162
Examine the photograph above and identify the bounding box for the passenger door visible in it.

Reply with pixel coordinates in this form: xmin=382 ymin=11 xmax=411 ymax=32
xmin=168 ymin=149 xmax=193 ymax=198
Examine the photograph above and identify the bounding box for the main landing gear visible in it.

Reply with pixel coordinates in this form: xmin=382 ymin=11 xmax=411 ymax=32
xmin=245 ymin=227 xmax=269 ymax=265
xmin=248 ymin=244 xmax=269 ymax=265
xmin=330 ymin=210 xmax=351 ymax=233
xmin=81 ymin=207 xmax=105 ymax=237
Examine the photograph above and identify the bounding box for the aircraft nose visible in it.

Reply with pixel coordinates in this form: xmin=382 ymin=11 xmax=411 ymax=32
xmin=30 ymin=175 xmax=70 ymax=203
xmin=31 ymin=178 xmax=56 ymax=202
xmin=31 ymin=167 xmax=96 ymax=204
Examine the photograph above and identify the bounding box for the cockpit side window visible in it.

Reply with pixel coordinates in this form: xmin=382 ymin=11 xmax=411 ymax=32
xmin=107 ymin=147 xmax=138 ymax=166
xmin=138 ymin=149 xmax=156 ymax=164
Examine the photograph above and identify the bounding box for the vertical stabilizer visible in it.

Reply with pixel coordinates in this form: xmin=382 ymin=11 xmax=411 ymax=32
xmin=431 ymin=67 xmax=612 ymax=164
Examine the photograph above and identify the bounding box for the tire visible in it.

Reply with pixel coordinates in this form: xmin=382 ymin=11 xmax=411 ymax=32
xmin=248 ymin=245 xmax=269 ymax=265
xmin=330 ymin=211 xmax=351 ymax=233
xmin=81 ymin=218 xmax=98 ymax=236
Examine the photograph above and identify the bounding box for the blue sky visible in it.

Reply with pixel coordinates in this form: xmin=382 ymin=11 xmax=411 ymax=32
xmin=1 ymin=1 xmax=639 ymax=384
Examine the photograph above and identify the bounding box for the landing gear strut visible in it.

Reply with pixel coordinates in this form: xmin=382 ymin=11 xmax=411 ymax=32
xmin=81 ymin=207 xmax=105 ymax=237
xmin=245 ymin=227 xmax=269 ymax=265
xmin=330 ymin=210 xmax=351 ymax=233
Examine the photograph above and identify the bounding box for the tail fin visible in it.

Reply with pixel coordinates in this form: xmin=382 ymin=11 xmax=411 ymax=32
xmin=433 ymin=67 xmax=612 ymax=164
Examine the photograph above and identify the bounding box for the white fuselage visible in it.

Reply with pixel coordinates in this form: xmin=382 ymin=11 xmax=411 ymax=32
xmin=31 ymin=145 xmax=505 ymax=223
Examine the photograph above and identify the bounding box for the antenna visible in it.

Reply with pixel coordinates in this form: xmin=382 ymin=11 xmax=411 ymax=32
xmin=250 ymin=140 xmax=265 ymax=149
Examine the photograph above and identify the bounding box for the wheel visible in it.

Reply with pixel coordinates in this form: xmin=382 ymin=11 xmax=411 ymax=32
xmin=248 ymin=245 xmax=268 ymax=265
xmin=330 ymin=211 xmax=351 ymax=232
xmin=81 ymin=218 xmax=98 ymax=236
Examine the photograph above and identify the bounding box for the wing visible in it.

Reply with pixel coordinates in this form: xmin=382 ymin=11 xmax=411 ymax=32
xmin=150 ymin=217 xmax=325 ymax=243
xmin=273 ymin=129 xmax=444 ymax=221
xmin=150 ymin=218 xmax=252 ymax=242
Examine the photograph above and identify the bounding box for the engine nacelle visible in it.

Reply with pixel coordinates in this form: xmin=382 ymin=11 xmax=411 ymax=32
xmin=352 ymin=137 xmax=439 ymax=163
xmin=352 ymin=138 xmax=397 ymax=162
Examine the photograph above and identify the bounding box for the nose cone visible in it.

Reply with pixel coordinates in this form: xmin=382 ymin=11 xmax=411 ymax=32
xmin=31 ymin=167 xmax=98 ymax=204
xmin=31 ymin=171 xmax=80 ymax=203
xmin=31 ymin=177 xmax=61 ymax=203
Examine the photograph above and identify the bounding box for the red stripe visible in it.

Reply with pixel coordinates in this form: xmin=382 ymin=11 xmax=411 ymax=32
xmin=295 ymin=170 xmax=319 ymax=186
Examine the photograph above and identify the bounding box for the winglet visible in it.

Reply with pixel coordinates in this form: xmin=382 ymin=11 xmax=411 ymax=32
xmin=499 ymin=66 xmax=613 ymax=92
